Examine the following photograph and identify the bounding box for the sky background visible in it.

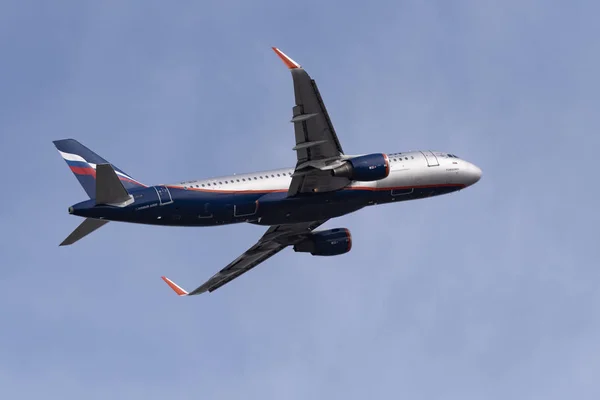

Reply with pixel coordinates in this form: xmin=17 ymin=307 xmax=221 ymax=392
xmin=1 ymin=0 xmax=600 ymax=398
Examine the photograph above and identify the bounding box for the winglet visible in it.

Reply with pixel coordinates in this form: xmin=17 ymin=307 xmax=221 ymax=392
xmin=161 ymin=276 xmax=188 ymax=296
xmin=272 ymin=47 xmax=301 ymax=69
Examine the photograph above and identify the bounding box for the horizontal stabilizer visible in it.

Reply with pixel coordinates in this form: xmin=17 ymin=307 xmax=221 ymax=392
xmin=95 ymin=164 xmax=131 ymax=205
xmin=60 ymin=218 xmax=109 ymax=246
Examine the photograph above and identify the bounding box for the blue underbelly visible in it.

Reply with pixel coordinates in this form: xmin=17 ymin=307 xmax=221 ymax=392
xmin=90 ymin=184 xmax=462 ymax=226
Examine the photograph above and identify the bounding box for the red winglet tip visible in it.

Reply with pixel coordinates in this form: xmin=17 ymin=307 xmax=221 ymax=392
xmin=272 ymin=47 xmax=301 ymax=69
xmin=161 ymin=276 xmax=188 ymax=296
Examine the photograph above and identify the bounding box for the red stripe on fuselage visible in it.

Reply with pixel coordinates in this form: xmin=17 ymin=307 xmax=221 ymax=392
xmin=349 ymin=183 xmax=466 ymax=191
xmin=165 ymin=183 xmax=465 ymax=195
xmin=166 ymin=185 xmax=288 ymax=194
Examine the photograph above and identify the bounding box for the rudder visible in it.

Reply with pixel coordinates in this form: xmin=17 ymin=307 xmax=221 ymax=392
xmin=53 ymin=139 xmax=146 ymax=198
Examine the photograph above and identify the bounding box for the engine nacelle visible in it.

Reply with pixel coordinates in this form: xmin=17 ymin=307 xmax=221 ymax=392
xmin=293 ymin=228 xmax=352 ymax=256
xmin=331 ymin=153 xmax=390 ymax=182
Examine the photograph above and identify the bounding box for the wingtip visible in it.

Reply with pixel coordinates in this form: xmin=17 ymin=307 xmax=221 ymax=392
xmin=272 ymin=47 xmax=301 ymax=69
xmin=161 ymin=276 xmax=188 ymax=296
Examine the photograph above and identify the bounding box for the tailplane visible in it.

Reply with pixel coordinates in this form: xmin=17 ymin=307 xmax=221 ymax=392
xmin=55 ymin=139 xmax=144 ymax=246
xmin=58 ymin=165 xmax=132 ymax=246
xmin=53 ymin=139 xmax=146 ymax=198
xmin=59 ymin=218 xmax=109 ymax=246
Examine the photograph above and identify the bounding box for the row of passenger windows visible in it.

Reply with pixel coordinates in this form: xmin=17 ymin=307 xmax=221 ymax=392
xmin=183 ymin=171 xmax=293 ymax=189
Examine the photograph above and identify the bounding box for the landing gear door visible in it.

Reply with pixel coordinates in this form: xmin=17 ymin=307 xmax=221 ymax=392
xmin=421 ymin=151 xmax=439 ymax=167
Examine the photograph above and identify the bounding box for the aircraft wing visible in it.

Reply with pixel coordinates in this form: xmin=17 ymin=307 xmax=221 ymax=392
xmin=162 ymin=220 xmax=328 ymax=296
xmin=272 ymin=48 xmax=351 ymax=196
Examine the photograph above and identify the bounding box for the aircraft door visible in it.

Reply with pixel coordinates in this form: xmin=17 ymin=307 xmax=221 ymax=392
xmin=154 ymin=186 xmax=173 ymax=205
xmin=421 ymin=151 xmax=439 ymax=167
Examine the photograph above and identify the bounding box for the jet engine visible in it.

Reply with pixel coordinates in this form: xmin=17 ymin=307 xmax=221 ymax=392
xmin=331 ymin=153 xmax=390 ymax=182
xmin=293 ymin=228 xmax=352 ymax=256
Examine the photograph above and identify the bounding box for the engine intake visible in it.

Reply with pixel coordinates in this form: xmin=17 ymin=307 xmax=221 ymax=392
xmin=293 ymin=228 xmax=352 ymax=256
xmin=331 ymin=153 xmax=390 ymax=182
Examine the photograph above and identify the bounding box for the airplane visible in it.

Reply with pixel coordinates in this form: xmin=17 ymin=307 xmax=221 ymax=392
xmin=54 ymin=47 xmax=482 ymax=296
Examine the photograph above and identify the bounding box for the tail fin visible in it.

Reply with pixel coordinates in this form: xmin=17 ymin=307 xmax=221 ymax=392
xmin=53 ymin=139 xmax=146 ymax=198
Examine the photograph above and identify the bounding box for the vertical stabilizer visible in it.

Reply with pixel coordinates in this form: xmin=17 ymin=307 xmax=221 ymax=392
xmin=53 ymin=139 xmax=146 ymax=198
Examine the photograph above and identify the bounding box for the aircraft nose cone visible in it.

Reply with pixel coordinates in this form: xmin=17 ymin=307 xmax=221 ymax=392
xmin=467 ymin=163 xmax=482 ymax=185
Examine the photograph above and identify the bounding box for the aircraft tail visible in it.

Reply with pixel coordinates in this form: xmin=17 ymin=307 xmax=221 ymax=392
xmin=53 ymin=139 xmax=146 ymax=199
xmin=58 ymin=164 xmax=134 ymax=246
xmin=60 ymin=218 xmax=109 ymax=246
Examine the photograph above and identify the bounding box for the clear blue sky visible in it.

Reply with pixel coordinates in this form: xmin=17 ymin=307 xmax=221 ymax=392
xmin=1 ymin=1 xmax=599 ymax=398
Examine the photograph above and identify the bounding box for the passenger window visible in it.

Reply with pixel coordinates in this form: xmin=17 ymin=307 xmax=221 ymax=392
xmin=277 ymin=174 xmax=280 ymax=177
xmin=202 ymin=184 xmax=205 ymax=187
